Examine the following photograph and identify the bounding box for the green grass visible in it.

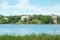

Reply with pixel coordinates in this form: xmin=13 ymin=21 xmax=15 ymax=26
xmin=0 ymin=33 xmax=60 ymax=40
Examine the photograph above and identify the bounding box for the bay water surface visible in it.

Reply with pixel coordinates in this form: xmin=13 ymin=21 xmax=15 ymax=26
xmin=0 ymin=24 xmax=60 ymax=35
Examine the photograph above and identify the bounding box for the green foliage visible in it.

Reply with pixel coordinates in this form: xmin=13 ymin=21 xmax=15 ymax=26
xmin=0 ymin=34 xmax=60 ymax=40
xmin=32 ymin=15 xmax=53 ymax=24
xmin=23 ymin=18 xmax=27 ymax=23
xmin=57 ymin=16 xmax=60 ymax=24
xmin=7 ymin=16 xmax=21 ymax=24
xmin=40 ymin=16 xmax=53 ymax=24
xmin=30 ymin=19 xmax=41 ymax=24
xmin=0 ymin=15 xmax=54 ymax=24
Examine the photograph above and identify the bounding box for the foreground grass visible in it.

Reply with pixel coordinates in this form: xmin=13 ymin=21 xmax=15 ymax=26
xmin=0 ymin=33 xmax=60 ymax=40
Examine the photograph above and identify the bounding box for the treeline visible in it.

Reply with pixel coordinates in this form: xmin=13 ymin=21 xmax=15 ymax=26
xmin=0 ymin=15 xmax=60 ymax=24
xmin=0 ymin=33 xmax=60 ymax=40
xmin=0 ymin=15 xmax=21 ymax=24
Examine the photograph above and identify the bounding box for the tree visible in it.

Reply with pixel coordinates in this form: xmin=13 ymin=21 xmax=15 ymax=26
xmin=30 ymin=19 xmax=41 ymax=24
xmin=57 ymin=16 xmax=60 ymax=24
xmin=7 ymin=16 xmax=21 ymax=24
xmin=40 ymin=16 xmax=53 ymax=24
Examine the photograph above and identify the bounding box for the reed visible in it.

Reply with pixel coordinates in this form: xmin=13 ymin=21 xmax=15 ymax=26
xmin=0 ymin=33 xmax=60 ymax=40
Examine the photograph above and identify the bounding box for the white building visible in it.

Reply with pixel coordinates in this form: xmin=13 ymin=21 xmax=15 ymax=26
xmin=50 ymin=14 xmax=57 ymax=24
xmin=21 ymin=15 xmax=30 ymax=21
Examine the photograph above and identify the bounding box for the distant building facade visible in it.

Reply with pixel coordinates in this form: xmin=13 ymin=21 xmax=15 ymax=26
xmin=21 ymin=15 xmax=30 ymax=21
xmin=50 ymin=14 xmax=57 ymax=24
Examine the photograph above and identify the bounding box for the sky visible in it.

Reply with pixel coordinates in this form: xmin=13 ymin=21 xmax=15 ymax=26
xmin=0 ymin=0 xmax=60 ymax=16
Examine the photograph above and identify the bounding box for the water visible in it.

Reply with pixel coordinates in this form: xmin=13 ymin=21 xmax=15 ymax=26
xmin=0 ymin=24 xmax=60 ymax=35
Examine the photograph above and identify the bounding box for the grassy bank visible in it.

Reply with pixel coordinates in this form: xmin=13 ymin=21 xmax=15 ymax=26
xmin=0 ymin=33 xmax=60 ymax=40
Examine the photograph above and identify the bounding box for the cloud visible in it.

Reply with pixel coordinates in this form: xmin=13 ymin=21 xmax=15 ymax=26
xmin=0 ymin=0 xmax=60 ymax=16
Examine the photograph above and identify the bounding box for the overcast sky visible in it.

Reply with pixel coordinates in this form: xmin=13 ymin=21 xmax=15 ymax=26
xmin=0 ymin=0 xmax=60 ymax=16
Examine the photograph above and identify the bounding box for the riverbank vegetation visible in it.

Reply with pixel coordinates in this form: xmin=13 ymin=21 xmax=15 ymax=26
xmin=0 ymin=15 xmax=60 ymax=24
xmin=0 ymin=33 xmax=60 ymax=40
